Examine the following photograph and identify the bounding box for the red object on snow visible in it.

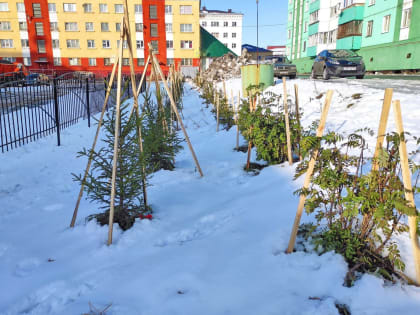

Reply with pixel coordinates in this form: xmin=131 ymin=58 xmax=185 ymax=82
xmin=139 ymin=214 xmax=153 ymax=220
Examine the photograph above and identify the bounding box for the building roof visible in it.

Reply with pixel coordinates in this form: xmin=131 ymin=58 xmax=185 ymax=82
xmin=200 ymin=7 xmax=243 ymax=15
xmin=267 ymin=45 xmax=286 ymax=50
xmin=242 ymin=44 xmax=272 ymax=53
xmin=200 ymin=27 xmax=237 ymax=58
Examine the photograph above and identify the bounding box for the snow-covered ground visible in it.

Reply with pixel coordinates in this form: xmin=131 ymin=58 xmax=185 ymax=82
xmin=1 ymin=79 xmax=420 ymax=315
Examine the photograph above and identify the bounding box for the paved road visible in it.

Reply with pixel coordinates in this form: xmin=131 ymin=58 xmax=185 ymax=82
xmin=278 ymin=75 xmax=420 ymax=94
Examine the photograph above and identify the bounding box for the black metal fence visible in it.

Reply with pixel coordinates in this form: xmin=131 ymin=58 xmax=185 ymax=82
xmin=0 ymin=72 xmax=146 ymax=153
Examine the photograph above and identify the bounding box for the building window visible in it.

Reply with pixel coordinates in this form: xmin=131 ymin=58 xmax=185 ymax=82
xmin=211 ymin=21 xmax=219 ymax=27
xmin=223 ymin=32 xmax=228 ymax=38
xmin=136 ymin=40 xmax=144 ymax=48
xmin=166 ymin=23 xmax=172 ymax=32
xmin=337 ymin=20 xmax=363 ymax=39
xmin=211 ymin=32 xmax=219 ymax=38
xmin=115 ymin=4 xmax=123 ymax=13
xmin=232 ymin=43 xmax=236 ymax=49
xmin=85 ymin=22 xmax=93 ymax=31
xmin=0 ymin=39 xmax=13 ymax=48
xmin=88 ymin=58 xmax=96 ymax=66
xmin=402 ymin=8 xmax=411 ymax=28
xmin=165 ymin=5 xmax=172 ymax=14
xmin=366 ymin=20 xmax=373 ymax=37
xmin=180 ymin=5 xmax=192 ymax=14
xmin=122 ymin=58 xmax=130 ymax=66
xmin=232 ymin=33 xmax=236 ymax=38
xmin=166 ymin=40 xmax=173 ymax=48
xmin=304 ymin=21 xmax=308 ymax=32
xmin=288 ymin=29 xmax=291 ymax=39
xmin=52 ymin=39 xmax=59 ymax=48
xmin=69 ymin=57 xmax=81 ymax=66
xmin=151 ymin=40 xmax=158 ymax=52
xmin=99 ymin=3 xmax=108 ymax=13
xmin=150 ymin=23 xmax=158 ymax=37
xmin=83 ymin=3 xmax=92 ymax=13
xmin=232 ymin=22 xmax=237 ymax=27
xmin=382 ymin=15 xmax=390 ymax=33
xmin=181 ymin=58 xmax=193 ymax=66
xmin=0 ymin=21 xmax=11 ymax=31
xmin=137 ymin=58 xmax=145 ymax=66
xmin=167 ymin=58 xmax=174 ymax=66
xmin=48 ymin=3 xmax=56 ymax=12
xmin=37 ymin=40 xmax=46 ymax=53
xmin=223 ymin=43 xmax=228 ymax=47
xmin=180 ymin=40 xmax=192 ymax=49
xmin=134 ymin=4 xmax=142 ymax=13
xmin=35 ymin=22 xmax=44 ymax=36
xmin=53 ymin=57 xmax=61 ymax=65
xmin=33 ymin=3 xmax=42 ymax=17
xmin=202 ymin=21 xmax=207 ymax=27
xmin=0 ymin=2 xmax=9 ymax=11
xmin=19 ymin=22 xmax=27 ymax=30
xmin=23 ymin=57 xmax=31 ymax=66
xmin=104 ymin=58 xmax=111 ymax=66
xmin=180 ymin=24 xmax=193 ymax=32
xmin=101 ymin=22 xmax=109 ymax=32
xmin=223 ymin=21 xmax=228 ymax=27
xmin=87 ymin=39 xmax=95 ymax=48
xmin=63 ymin=3 xmax=76 ymax=12
xmin=16 ymin=3 xmax=25 ymax=12
xmin=102 ymin=40 xmax=110 ymax=48
xmin=150 ymin=5 xmax=157 ymax=18
xmin=135 ymin=23 xmax=143 ymax=32
xmin=21 ymin=39 xmax=29 ymax=48
xmin=2 ymin=57 xmax=16 ymax=62
xmin=310 ymin=10 xmax=319 ymax=24
xmin=328 ymin=29 xmax=337 ymax=43
xmin=65 ymin=22 xmax=78 ymax=31
xmin=50 ymin=22 xmax=58 ymax=31
xmin=116 ymin=23 xmax=121 ymax=32
xmin=66 ymin=39 xmax=79 ymax=48
xmin=303 ymin=41 xmax=306 ymax=52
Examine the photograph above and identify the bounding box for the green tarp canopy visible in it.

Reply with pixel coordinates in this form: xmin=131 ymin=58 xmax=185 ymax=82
xmin=200 ymin=26 xmax=237 ymax=58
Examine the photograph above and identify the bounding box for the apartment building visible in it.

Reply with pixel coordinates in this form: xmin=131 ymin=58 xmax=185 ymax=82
xmin=199 ymin=7 xmax=243 ymax=56
xmin=0 ymin=0 xmax=201 ymax=75
xmin=287 ymin=0 xmax=420 ymax=73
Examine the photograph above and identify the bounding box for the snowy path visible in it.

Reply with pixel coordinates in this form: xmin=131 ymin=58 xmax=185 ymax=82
xmin=1 ymin=84 xmax=420 ymax=315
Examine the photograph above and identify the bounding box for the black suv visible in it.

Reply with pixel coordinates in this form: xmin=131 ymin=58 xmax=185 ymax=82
xmin=311 ymin=49 xmax=365 ymax=80
xmin=270 ymin=56 xmax=297 ymax=79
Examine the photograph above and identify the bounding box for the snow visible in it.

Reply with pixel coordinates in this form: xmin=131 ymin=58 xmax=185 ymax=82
xmin=1 ymin=78 xmax=420 ymax=315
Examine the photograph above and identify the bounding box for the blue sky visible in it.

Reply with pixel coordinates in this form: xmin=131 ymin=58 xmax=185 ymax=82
xmin=200 ymin=0 xmax=288 ymax=47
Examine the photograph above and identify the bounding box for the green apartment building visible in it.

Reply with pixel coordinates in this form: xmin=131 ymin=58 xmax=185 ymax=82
xmin=287 ymin=0 xmax=420 ymax=73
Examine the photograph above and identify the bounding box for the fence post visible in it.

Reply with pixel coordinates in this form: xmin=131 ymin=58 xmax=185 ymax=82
xmin=53 ymin=77 xmax=61 ymax=146
xmin=86 ymin=77 xmax=91 ymax=128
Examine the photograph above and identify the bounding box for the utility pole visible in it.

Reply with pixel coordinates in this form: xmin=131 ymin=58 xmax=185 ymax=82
xmin=256 ymin=0 xmax=259 ymax=65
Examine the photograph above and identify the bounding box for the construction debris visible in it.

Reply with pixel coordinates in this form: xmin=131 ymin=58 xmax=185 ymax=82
xmin=202 ymin=49 xmax=252 ymax=83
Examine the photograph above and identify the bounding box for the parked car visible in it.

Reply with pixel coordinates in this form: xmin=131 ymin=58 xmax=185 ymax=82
xmin=271 ymin=56 xmax=297 ymax=79
xmin=311 ymin=49 xmax=366 ymax=80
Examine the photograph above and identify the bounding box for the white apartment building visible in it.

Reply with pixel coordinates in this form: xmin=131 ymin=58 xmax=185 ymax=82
xmin=199 ymin=7 xmax=243 ymax=56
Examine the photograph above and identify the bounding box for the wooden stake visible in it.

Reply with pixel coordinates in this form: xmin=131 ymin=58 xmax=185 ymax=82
xmin=107 ymin=26 xmax=125 ymax=246
xmin=70 ymin=55 xmax=120 ymax=228
xmin=135 ymin=55 xmax=150 ymax=96
xmin=294 ymin=84 xmax=302 ymax=161
xmin=246 ymin=96 xmax=255 ymax=170
xmin=286 ymin=90 xmax=334 ymax=253
xmin=216 ymin=93 xmax=220 ymax=132
xmin=236 ymin=91 xmax=240 ymax=150
xmin=283 ymin=77 xmax=293 ymax=165
xmin=150 ymin=49 xmax=204 ymax=177
xmin=123 ymin=11 xmax=148 ymax=208
xmin=393 ymin=100 xmax=420 ymax=285
xmin=223 ymin=80 xmax=227 ymax=102
xmin=361 ymin=88 xmax=393 ymax=233
xmin=372 ymin=88 xmax=393 ymax=171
